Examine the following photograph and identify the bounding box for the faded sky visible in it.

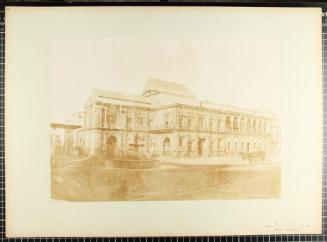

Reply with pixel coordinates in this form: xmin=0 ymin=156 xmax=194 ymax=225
xmin=50 ymin=37 xmax=282 ymax=122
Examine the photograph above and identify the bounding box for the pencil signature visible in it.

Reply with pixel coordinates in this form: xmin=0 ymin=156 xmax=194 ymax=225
xmin=265 ymin=222 xmax=310 ymax=232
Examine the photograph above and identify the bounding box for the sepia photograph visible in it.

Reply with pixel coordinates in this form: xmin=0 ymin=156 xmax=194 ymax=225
xmin=6 ymin=7 xmax=322 ymax=236
xmin=50 ymin=38 xmax=281 ymax=201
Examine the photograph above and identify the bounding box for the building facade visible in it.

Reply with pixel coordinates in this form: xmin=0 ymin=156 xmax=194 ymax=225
xmin=58 ymin=79 xmax=281 ymax=162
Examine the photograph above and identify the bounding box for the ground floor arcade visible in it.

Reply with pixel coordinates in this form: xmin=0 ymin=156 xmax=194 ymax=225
xmin=74 ymin=129 xmax=278 ymax=161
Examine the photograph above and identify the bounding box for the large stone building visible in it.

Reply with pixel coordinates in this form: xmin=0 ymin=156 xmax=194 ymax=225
xmin=66 ymin=79 xmax=280 ymax=162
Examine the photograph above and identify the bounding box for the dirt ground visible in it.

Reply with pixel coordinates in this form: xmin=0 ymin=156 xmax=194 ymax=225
xmin=51 ymin=159 xmax=281 ymax=201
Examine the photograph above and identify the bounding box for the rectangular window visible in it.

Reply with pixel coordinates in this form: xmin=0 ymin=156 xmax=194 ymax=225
xmin=136 ymin=116 xmax=144 ymax=125
xmin=108 ymin=115 xmax=116 ymax=124
xmin=178 ymin=116 xmax=183 ymax=126
xmin=209 ymin=119 xmax=215 ymax=129
xmin=164 ymin=113 xmax=169 ymax=128
xmin=127 ymin=117 xmax=132 ymax=125
xmin=179 ymin=116 xmax=186 ymax=127
xmin=198 ymin=116 xmax=204 ymax=128
xmin=187 ymin=117 xmax=192 ymax=127
xmin=101 ymin=108 xmax=106 ymax=126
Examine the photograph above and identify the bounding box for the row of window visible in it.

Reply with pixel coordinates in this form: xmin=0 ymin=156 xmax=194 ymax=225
xmin=98 ymin=108 xmax=146 ymax=127
xmin=225 ymin=116 xmax=268 ymax=134
xmin=177 ymin=115 xmax=270 ymax=133
xmin=226 ymin=141 xmax=267 ymax=152
xmin=92 ymin=108 xmax=271 ymax=135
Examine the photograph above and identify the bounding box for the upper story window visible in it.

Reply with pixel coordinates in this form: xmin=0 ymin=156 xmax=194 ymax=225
xmin=225 ymin=116 xmax=232 ymax=131
xmin=108 ymin=114 xmax=116 ymax=124
xmin=178 ymin=116 xmax=186 ymax=127
xmin=164 ymin=113 xmax=170 ymax=128
xmin=127 ymin=117 xmax=132 ymax=125
xmin=136 ymin=116 xmax=144 ymax=126
xmin=178 ymin=116 xmax=183 ymax=126
xmin=217 ymin=119 xmax=221 ymax=130
xmin=148 ymin=118 xmax=153 ymax=128
xmin=233 ymin=117 xmax=239 ymax=132
xmin=209 ymin=119 xmax=215 ymax=130
xmin=198 ymin=116 xmax=204 ymax=129
xmin=252 ymin=120 xmax=257 ymax=133
xmin=101 ymin=108 xmax=106 ymax=127
xmin=187 ymin=117 xmax=192 ymax=128
xmin=246 ymin=119 xmax=251 ymax=133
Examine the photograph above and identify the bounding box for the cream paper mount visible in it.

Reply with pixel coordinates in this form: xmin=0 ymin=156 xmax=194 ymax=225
xmin=5 ymin=6 xmax=322 ymax=237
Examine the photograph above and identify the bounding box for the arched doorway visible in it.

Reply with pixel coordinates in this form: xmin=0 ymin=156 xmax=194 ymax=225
xmin=107 ymin=136 xmax=117 ymax=158
xmin=163 ymin=137 xmax=170 ymax=155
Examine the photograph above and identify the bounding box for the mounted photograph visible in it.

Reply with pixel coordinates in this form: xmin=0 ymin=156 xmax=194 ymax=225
xmin=6 ymin=6 xmax=322 ymax=236
xmin=49 ymin=38 xmax=281 ymax=201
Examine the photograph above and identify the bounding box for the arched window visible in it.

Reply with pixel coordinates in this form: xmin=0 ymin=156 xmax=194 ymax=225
xmin=233 ymin=117 xmax=239 ymax=132
xmin=163 ymin=137 xmax=170 ymax=154
xmin=225 ymin=116 xmax=232 ymax=132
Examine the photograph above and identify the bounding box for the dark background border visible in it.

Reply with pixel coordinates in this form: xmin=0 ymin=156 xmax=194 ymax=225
xmin=0 ymin=1 xmax=326 ymax=241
